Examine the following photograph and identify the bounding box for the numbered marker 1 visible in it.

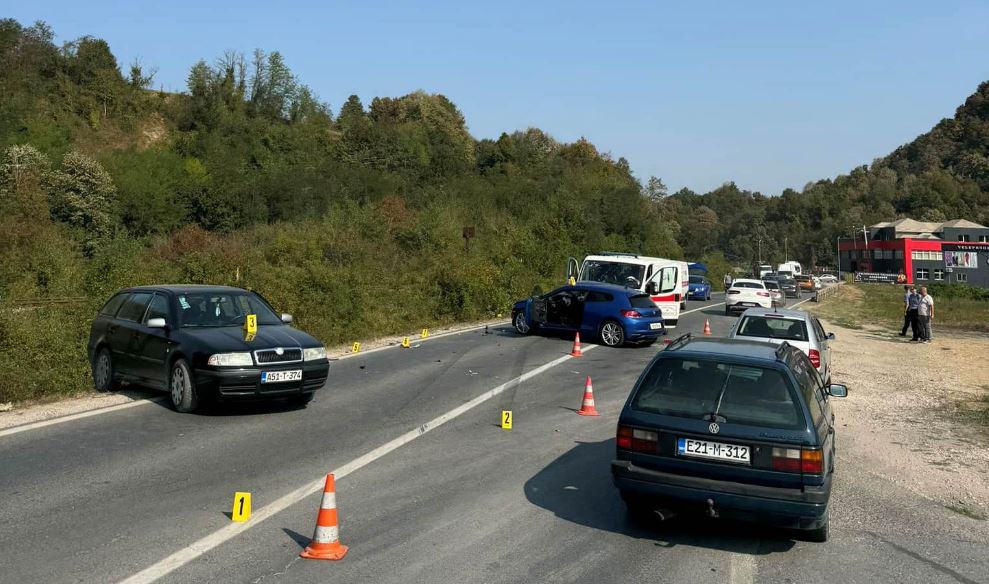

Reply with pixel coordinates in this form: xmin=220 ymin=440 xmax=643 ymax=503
xmin=232 ymin=491 xmax=251 ymax=523
xmin=244 ymin=314 xmax=258 ymax=335
xmin=501 ymin=410 xmax=512 ymax=430
xmin=352 ymin=342 xmax=361 ymax=353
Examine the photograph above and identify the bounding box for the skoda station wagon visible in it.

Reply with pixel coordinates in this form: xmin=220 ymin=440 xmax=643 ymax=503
xmin=611 ymin=335 xmax=847 ymax=541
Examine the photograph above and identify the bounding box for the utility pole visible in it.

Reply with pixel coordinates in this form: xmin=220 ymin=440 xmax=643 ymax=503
xmin=784 ymin=236 xmax=788 ymax=261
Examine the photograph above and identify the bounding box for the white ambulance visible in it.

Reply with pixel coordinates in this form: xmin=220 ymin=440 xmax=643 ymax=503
xmin=567 ymin=253 xmax=690 ymax=328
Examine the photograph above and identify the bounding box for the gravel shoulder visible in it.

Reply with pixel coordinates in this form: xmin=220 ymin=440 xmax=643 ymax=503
xmin=811 ymin=312 xmax=989 ymax=522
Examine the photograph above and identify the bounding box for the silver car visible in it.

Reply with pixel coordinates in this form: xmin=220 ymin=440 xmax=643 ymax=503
xmin=728 ymin=307 xmax=835 ymax=385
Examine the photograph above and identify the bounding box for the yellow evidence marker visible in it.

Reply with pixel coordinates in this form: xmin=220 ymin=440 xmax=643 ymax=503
xmin=501 ymin=410 xmax=513 ymax=430
xmin=568 ymin=276 xmax=576 ymax=286
xmin=232 ymin=491 xmax=251 ymax=522
xmin=352 ymin=341 xmax=361 ymax=353
xmin=244 ymin=314 xmax=257 ymax=335
xmin=401 ymin=336 xmax=411 ymax=348
xmin=421 ymin=328 xmax=429 ymax=339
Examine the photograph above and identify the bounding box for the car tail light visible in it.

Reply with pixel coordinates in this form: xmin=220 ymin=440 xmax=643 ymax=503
xmin=616 ymin=425 xmax=658 ymax=452
xmin=621 ymin=309 xmax=642 ymax=318
xmin=772 ymin=447 xmax=824 ymax=473
xmin=728 ymin=290 xmax=740 ymax=295
xmin=757 ymin=291 xmax=770 ymax=297
xmin=801 ymin=448 xmax=824 ymax=473
xmin=809 ymin=349 xmax=821 ymax=368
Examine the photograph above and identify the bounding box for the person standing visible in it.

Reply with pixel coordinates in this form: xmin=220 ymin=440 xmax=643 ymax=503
xmin=899 ymin=285 xmax=912 ymax=336
xmin=917 ymin=286 xmax=935 ymax=343
xmin=724 ymin=273 xmax=732 ymax=289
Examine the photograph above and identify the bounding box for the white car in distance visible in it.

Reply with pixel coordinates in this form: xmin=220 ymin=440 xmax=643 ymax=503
xmin=725 ymin=279 xmax=773 ymax=315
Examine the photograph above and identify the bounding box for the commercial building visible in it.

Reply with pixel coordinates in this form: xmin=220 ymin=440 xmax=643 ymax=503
xmin=838 ymin=219 xmax=989 ymax=287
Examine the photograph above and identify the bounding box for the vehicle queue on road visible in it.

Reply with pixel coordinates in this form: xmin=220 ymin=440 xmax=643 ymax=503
xmin=86 ymin=251 xmax=846 ymax=543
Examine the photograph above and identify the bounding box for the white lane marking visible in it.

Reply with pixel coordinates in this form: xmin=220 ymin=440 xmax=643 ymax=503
xmin=729 ymin=551 xmax=756 ymax=584
xmin=0 ymin=397 xmax=168 ymax=439
xmin=681 ymin=297 xmax=726 ymax=315
xmin=117 ymin=346 xmax=594 ymax=584
xmin=0 ymin=321 xmax=508 ymax=439
xmin=332 ymin=320 xmax=509 ymax=361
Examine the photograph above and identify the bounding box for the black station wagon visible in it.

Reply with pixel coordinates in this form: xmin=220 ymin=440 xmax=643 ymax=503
xmin=611 ymin=334 xmax=848 ymax=541
xmin=87 ymin=285 xmax=329 ymax=413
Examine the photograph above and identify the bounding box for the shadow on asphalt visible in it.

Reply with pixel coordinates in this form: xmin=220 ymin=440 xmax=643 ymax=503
xmin=524 ymin=439 xmax=796 ymax=554
xmin=282 ymin=528 xmax=311 ymax=549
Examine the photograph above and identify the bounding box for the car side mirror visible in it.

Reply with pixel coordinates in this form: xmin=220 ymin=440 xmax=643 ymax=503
xmin=646 ymin=282 xmax=659 ymax=295
xmin=827 ymin=332 xmax=835 ymax=340
xmin=147 ymin=317 xmax=167 ymax=329
xmin=826 ymin=383 xmax=848 ymax=398
xmin=281 ymin=313 xmax=293 ymax=324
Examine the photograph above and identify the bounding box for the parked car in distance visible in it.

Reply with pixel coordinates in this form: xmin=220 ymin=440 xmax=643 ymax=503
xmin=728 ymin=308 xmax=834 ymax=385
xmin=725 ymin=279 xmax=773 ymax=315
xmin=818 ymin=274 xmax=838 ymax=284
xmin=762 ymin=280 xmax=784 ymax=306
xmin=88 ymin=285 xmax=330 ymax=413
xmin=612 ymin=335 xmax=848 ymax=542
xmin=512 ymin=282 xmax=666 ymax=347
xmin=687 ymin=275 xmax=712 ymax=301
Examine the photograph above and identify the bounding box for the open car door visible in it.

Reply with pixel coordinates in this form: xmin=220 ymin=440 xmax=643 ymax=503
xmin=531 ymin=295 xmax=548 ymax=326
xmin=566 ymin=257 xmax=580 ymax=284
xmin=647 ymin=265 xmax=681 ymax=328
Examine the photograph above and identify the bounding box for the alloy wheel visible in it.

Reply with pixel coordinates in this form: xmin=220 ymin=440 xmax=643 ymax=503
xmin=95 ymin=352 xmax=110 ymax=389
xmin=514 ymin=312 xmax=530 ymax=334
xmin=601 ymin=322 xmax=624 ymax=346
xmin=171 ymin=365 xmax=186 ymax=406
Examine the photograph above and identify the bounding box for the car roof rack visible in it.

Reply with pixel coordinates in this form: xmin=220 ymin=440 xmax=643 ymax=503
xmin=598 ymin=251 xmax=640 ymax=258
xmin=665 ymin=332 xmax=692 ymax=351
xmin=774 ymin=340 xmax=792 ymax=362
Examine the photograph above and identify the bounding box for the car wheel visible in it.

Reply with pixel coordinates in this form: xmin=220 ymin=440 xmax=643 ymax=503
xmin=92 ymin=348 xmax=118 ymax=392
xmin=805 ymin=514 xmax=829 ymax=542
xmin=599 ymin=320 xmax=625 ymax=347
xmin=170 ymin=358 xmax=199 ymax=413
xmin=289 ymin=392 xmax=315 ymax=407
xmin=513 ymin=311 xmax=532 ymax=335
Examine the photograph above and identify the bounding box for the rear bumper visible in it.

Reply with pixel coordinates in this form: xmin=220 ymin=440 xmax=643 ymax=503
xmin=725 ymin=299 xmax=772 ymax=312
xmin=612 ymin=459 xmax=830 ymax=529
xmin=193 ymin=361 xmax=329 ymax=401
xmin=623 ymin=319 xmax=666 ymax=340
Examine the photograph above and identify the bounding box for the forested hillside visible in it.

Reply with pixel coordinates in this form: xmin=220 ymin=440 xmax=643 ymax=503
xmin=0 ymin=19 xmax=680 ymax=402
xmin=665 ymin=82 xmax=989 ymax=268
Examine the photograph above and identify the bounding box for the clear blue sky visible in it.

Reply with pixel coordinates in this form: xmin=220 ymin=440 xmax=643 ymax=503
xmin=7 ymin=1 xmax=988 ymax=195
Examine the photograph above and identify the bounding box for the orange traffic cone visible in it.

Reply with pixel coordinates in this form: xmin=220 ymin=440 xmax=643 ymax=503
xmin=300 ymin=474 xmax=349 ymax=561
xmin=703 ymin=319 xmax=712 ymax=336
xmin=570 ymin=332 xmax=583 ymax=357
xmin=577 ymin=376 xmax=600 ymax=416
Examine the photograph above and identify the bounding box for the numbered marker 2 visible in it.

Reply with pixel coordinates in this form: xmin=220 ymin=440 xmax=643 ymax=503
xmin=501 ymin=410 xmax=512 ymax=430
xmin=232 ymin=491 xmax=252 ymax=523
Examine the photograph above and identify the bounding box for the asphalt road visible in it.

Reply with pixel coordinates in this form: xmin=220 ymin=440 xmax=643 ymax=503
xmin=1 ymin=291 xmax=986 ymax=584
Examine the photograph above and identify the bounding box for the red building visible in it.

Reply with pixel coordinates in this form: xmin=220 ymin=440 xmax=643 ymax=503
xmin=838 ymin=219 xmax=989 ymax=287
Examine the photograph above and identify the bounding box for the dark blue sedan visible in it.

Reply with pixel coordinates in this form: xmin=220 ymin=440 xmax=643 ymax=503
xmin=512 ymin=283 xmax=666 ymax=347
xmin=687 ymin=275 xmax=712 ymax=301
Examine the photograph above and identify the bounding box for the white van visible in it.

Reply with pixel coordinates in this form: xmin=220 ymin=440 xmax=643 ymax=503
xmin=567 ymin=253 xmax=689 ymax=327
xmin=778 ymin=261 xmax=803 ymax=276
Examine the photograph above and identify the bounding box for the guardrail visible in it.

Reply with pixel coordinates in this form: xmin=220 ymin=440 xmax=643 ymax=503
xmin=813 ymin=282 xmax=842 ymax=303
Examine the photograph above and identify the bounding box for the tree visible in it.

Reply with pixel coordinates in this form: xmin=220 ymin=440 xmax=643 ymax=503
xmin=643 ymin=176 xmax=668 ymax=202
xmin=47 ymin=150 xmax=117 ymax=245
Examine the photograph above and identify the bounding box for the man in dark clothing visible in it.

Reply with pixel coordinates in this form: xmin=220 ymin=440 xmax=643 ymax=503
xmin=900 ymin=285 xmax=920 ymax=340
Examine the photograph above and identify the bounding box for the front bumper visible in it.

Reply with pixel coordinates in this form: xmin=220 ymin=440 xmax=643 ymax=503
xmin=612 ymin=459 xmax=829 ymax=529
xmin=194 ymin=360 xmax=329 ymax=401
xmin=687 ymin=289 xmax=708 ymax=299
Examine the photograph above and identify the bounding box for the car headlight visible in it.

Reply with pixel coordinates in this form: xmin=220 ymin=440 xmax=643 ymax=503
xmin=208 ymin=352 xmax=254 ymax=367
xmin=303 ymin=346 xmax=327 ymax=361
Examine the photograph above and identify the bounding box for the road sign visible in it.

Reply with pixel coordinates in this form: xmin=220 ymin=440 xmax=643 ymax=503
xmin=232 ymin=492 xmax=251 ymax=522
xmin=501 ymin=410 xmax=512 ymax=430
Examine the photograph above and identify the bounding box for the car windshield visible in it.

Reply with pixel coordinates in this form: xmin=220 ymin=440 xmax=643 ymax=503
xmin=737 ymin=316 xmax=808 ymax=341
xmin=581 ymin=260 xmax=645 ymax=288
xmin=176 ymin=292 xmax=283 ymax=328
xmin=631 ymin=358 xmax=804 ymax=429
xmin=689 ymin=276 xmax=704 ymax=284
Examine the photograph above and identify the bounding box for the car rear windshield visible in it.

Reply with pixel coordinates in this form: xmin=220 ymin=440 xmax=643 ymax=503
xmin=737 ymin=316 xmax=808 ymax=341
xmin=763 ymin=281 xmax=780 ymax=290
xmin=629 ymin=294 xmax=658 ymax=309
xmin=732 ymin=281 xmax=764 ymax=289
xmin=176 ymin=292 xmax=282 ymax=328
xmin=631 ymin=357 xmax=805 ymax=429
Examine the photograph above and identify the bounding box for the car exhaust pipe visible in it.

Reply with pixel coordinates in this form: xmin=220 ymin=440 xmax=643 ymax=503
xmin=706 ymin=498 xmax=719 ymax=519
xmin=652 ymin=508 xmax=677 ymax=522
